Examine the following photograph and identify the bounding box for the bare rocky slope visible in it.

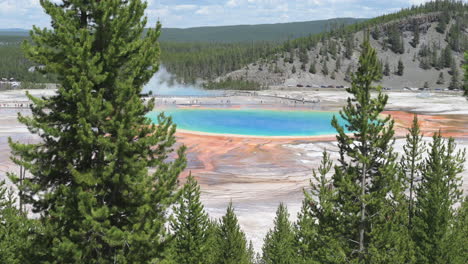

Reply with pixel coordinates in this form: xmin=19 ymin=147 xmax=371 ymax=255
xmin=221 ymin=12 xmax=467 ymax=90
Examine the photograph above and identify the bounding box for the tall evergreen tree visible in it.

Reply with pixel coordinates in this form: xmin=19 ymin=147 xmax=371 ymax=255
xmin=216 ymin=202 xmax=252 ymax=264
xmin=437 ymin=72 xmax=445 ymax=85
xmin=411 ymin=21 xmax=420 ymax=48
xmin=445 ymin=197 xmax=468 ymax=264
xmin=0 ymin=181 xmax=39 ymax=264
xmin=309 ymin=61 xmax=317 ymax=74
xmin=322 ymin=60 xmax=329 ymax=76
xmin=383 ymin=60 xmax=390 ymax=76
xmin=413 ymin=133 xmax=465 ymax=264
xmin=448 ymin=65 xmax=460 ymax=90
xmin=262 ymin=203 xmax=296 ymax=264
xmin=335 ymin=57 xmax=341 ymax=72
xmin=330 ymin=36 xmax=405 ymax=262
xmin=397 ymin=58 xmax=404 ymax=76
xmin=464 ymin=52 xmax=468 ymax=96
xmin=400 ymin=115 xmax=425 ymax=228
xmin=9 ymin=1 xmax=187 ymax=262
xmin=297 ymin=151 xmax=346 ymax=264
xmin=169 ymin=174 xmax=211 ymax=264
xmin=344 ymin=33 xmax=354 ymax=60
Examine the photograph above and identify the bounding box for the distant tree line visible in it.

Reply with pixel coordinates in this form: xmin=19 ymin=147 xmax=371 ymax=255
xmin=203 ymin=77 xmax=266 ymax=91
xmin=1 ymin=2 xmax=468 ymax=261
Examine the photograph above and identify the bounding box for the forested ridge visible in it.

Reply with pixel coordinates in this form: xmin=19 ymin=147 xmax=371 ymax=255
xmin=158 ymin=18 xmax=365 ymax=43
xmin=224 ymin=0 xmax=468 ymax=89
xmin=1 ymin=0 xmax=468 ymax=263
xmin=1 ymin=0 xmax=466 ymax=89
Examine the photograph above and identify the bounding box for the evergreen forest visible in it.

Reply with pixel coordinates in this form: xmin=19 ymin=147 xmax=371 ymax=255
xmin=1 ymin=0 xmax=468 ymax=263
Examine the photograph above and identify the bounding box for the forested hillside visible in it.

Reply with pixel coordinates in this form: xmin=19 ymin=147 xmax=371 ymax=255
xmin=1 ymin=1 xmax=466 ymax=90
xmin=0 ymin=18 xmax=360 ymax=84
xmin=222 ymin=0 xmax=468 ymax=90
xmin=159 ymin=18 xmax=364 ymax=42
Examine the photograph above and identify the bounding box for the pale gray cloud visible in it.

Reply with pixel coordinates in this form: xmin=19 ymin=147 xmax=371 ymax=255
xmin=0 ymin=0 xmax=447 ymax=29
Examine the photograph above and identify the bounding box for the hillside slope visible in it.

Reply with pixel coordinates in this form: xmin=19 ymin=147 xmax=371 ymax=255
xmin=221 ymin=2 xmax=467 ymax=90
xmin=159 ymin=18 xmax=365 ymax=43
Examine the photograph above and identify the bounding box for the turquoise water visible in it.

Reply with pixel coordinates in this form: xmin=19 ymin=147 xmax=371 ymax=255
xmin=147 ymin=108 xmax=348 ymax=137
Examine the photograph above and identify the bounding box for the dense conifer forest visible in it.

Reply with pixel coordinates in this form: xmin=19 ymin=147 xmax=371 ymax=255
xmin=0 ymin=0 xmax=466 ymax=88
xmin=1 ymin=1 xmax=468 ymax=263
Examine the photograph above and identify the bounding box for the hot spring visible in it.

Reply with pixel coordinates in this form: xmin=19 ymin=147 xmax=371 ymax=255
xmin=146 ymin=108 xmax=348 ymax=137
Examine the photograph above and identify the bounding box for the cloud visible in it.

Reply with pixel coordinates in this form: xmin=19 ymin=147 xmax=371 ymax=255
xmin=0 ymin=0 xmax=439 ymax=29
xmin=172 ymin=4 xmax=198 ymax=11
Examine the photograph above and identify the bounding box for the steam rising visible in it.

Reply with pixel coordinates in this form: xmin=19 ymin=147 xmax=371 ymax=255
xmin=143 ymin=66 xmax=220 ymax=97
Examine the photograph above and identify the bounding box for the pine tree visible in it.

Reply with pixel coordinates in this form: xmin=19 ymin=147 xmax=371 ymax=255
xmin=331 ymin=36 xmax=404 ymax=262
xmin=446 ymin=197 xmax=468 ymax=264
xmin=301 ymin=63 xmax=306 ymax=72
xmin=437 ymin=72 xmax=445 ymax=85
xmin=464 ymin=52 xmax=468 ymax=97
xmin=294 ymin=201 xmax=316 ymax=263
xmin=344 ymin=33 xmax=354 ymax=59
xmin=335 ymin=57 xmax=341 ymax=72
xmin=216 ymin=202 xmax=251 ymax=264
xmin=400 ymin=115 xmax=425 ymax=228
xmin=322 ymin=60 xmax=329 ymax=76
xmin=0 ymin=181 xmax=39 ymax=264
xmin=9 ymin=1 xmax=187 ymax=262
xmin=449 ymin=66 xmax=460 ymax=90
xmin=413 ymin=133 xmax=465 ymax=264
xmin=397 ymin=58 xmax=404 ymax=76
xmin=442 ymin=46 xmax=453 ymax=68
xmin=262 ymin=203 xmax=296 ymax=264
xmin=344 ymin=65 xmax=352 ymax=82
xmin=169 ymin=174 xmax=211 ymax=264
xmin=297 ymin=151 xmax=346 ymax=264
xmin=436 ymin=10 xmax=450 ymax=34
xmin=383 ymin=60 xmax=390 ymax=76
xmin=411 ymin=21 xmax=420 ymax=48
xmin=309 ymin=61 xmax=317 ymax=74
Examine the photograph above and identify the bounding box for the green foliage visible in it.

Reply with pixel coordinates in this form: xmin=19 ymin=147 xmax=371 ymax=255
xmin=397 ymin=58 xmax=404 ymax=76
xmin=203 ymin=78 xmax=265 ymax=91
xmin=387 ymin=24 xmax=405 ymax=54
xmin=412 ymin=133 xmax=465 ymax=264
xmin=159 ymin=18 xmax=364 ymax=43
xmin=321 ymin=60 xmax=329 ymax=75
xmin=9 ymin=1 xmax=186 ymax=262
xmin=297 ymin=151 xmax=347 ymax=264
xmin=335 ymin=56 xmax=341 ymax=72
xmin=449 ymin=63 xmax=461 ymax=90
xmin=400 ymin=115 xmax=425 ymax=229
xmin=344 ymin=65 xmax=352 ymax=82
xmin=331 ymin=36 xmax=405 ymax=262
xmin=161 ymin=41 xmax=278 ymax=83
xmin=215 ymin=203 xmax=252 ymax=264
xmin=445 ymin=197 xmax=468 ymax=264
xmin=0 ymin=39 xmax=55 ymax=83
xmin=0 ymin=181 xmax=40 ymax=264
xmin=464 ymin=52 xmax=468 ymax=96
xmin=292 ymin=65 xmax=297 ymax=74
xmin=436 ymin=10 xmax=450 ymax=34
xmin=262 ymin=203 xmax=297 ymax=264
xmin=169 ymin=174 xmax=212 ymax=264
xmin=411 ymin=20 xmax=420 ymax=48
xmin=309 ymin=61 xmax=317 ymax=74
xmin=383 ymin=60 xmax=390 ymax=76
xmin=344 ymin=33 xmax=354 ymax=59
xmin=437 ymin=72 xmax=445 ymax=85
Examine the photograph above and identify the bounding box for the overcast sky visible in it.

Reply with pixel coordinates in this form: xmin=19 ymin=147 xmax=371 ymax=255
xmin=0 ymin=0 xmax=436 ymax=29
